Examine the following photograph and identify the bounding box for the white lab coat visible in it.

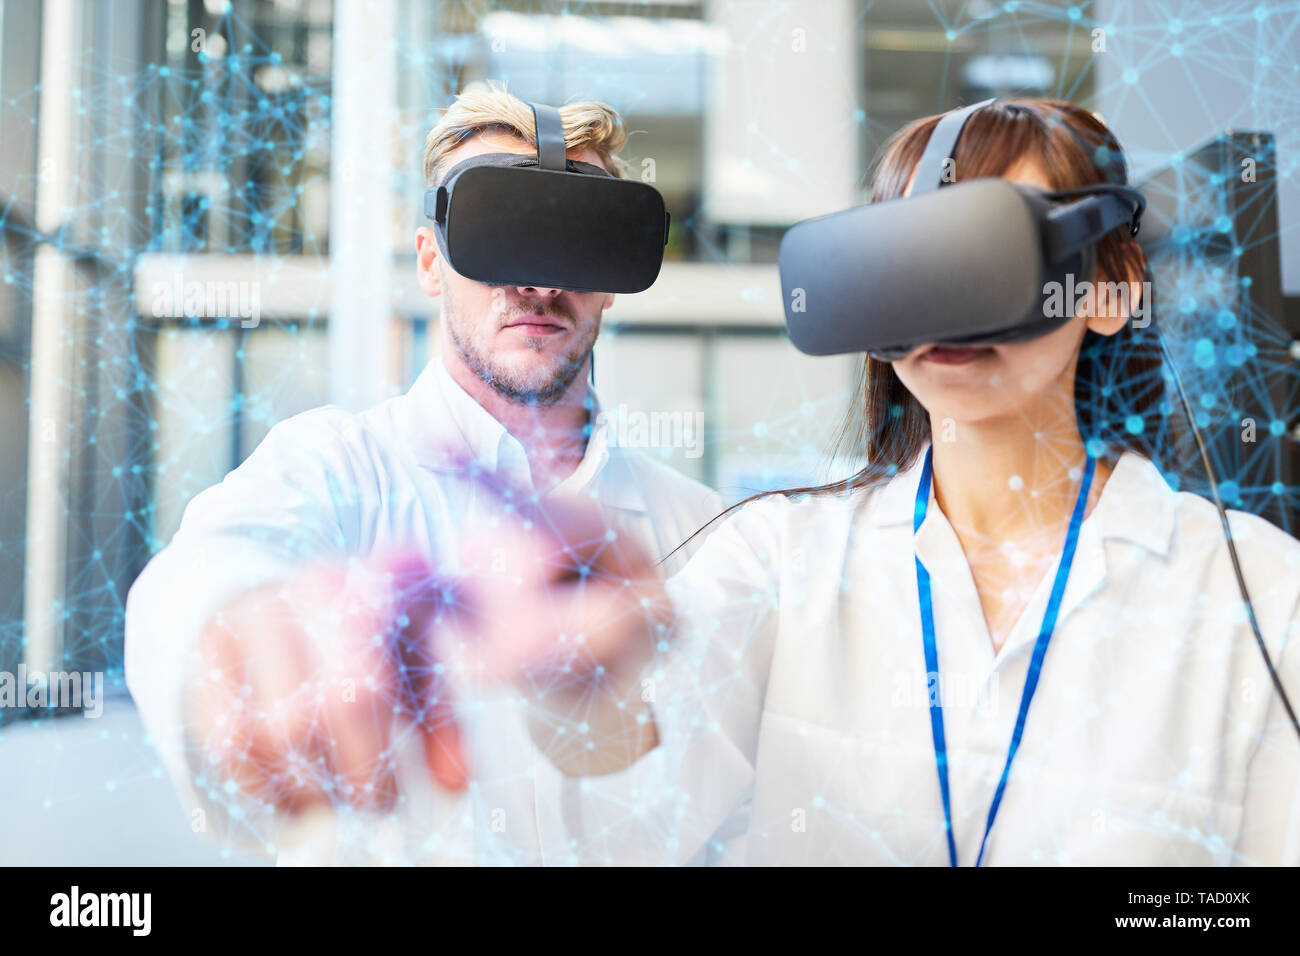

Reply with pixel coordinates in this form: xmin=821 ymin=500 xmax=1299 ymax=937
xmin=532 ymin=446 xmax=1300 ymax=865
xmin=124 ymin=359 xmax=721 ymax=865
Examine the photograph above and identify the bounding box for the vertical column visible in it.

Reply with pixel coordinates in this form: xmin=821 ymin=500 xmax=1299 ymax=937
xmin=329 ymin=0 xmax=398 ymax=410
xmin=24 ymin=0 xmax=80 ymax=675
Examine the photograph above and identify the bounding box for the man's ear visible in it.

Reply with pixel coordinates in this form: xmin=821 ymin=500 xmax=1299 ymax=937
xmin=415 ymin=227 xmax=443 ymax=298
xmin=1084 ymin=247 xmax=1145 ymax=337
xmin=602 ymin=292 xmax=615 ymax=312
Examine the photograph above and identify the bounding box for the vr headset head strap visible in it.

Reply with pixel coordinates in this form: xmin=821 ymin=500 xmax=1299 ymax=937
xmin=530 ymin=102 xmax=567 ymax=171
xmin=910 ymin=97 xmax=997 ymax=196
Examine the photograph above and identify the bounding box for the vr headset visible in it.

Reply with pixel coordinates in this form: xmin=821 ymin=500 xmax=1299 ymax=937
xmin=779 ymin=98 xmax=1147 ymax=360
xmin=424 ymin=102 xmax=670 ymax=294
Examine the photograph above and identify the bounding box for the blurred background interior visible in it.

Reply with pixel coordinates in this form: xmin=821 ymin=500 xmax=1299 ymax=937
xmin=0 ymin=0 xmax=1297 ymax=864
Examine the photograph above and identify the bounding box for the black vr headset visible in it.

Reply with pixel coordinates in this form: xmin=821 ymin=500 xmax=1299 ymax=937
xmin=779 ymin=98 xmax=1147 ymax=360
xmin=424 ymin=102 xmax=670 ymax=294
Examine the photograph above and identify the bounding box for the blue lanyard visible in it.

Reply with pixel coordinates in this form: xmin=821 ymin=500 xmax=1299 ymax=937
xmin=912 ymin=445 xmax=1095 ymax=867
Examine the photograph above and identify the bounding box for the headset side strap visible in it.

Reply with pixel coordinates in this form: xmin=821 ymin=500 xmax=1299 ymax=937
xmin=1041 ymin=191 xmax=1141 ymax=263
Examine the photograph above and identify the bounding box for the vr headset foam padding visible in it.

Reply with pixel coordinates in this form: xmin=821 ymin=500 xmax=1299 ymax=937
xmin=779 ymin=98 xmax=1146 ymax=361
xmin=424 ymin=102 xmax=670 ymax=294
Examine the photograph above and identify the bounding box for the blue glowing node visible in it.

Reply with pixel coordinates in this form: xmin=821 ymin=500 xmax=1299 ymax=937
xmin=1193 ymin=339 xmax=1216 ymax=368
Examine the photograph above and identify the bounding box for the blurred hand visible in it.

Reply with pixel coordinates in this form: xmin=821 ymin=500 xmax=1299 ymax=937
xmin=447 ymin=490 xmax=669 ymax=775
xmin=452 ymin=492 xmax=667 ymax=680
xmin=187 ymin=472 xmax=669 ymax=817
xmin=189 ymin=551 xmax=465 ymax=816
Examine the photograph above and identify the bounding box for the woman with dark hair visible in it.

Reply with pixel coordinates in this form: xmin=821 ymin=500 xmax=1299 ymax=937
xmin=463 ymin=100 xmax=1300 ymax=866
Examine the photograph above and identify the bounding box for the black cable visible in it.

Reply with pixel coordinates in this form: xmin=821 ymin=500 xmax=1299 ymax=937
xmin=1158 ymin=328 xmax=1300 ymax=744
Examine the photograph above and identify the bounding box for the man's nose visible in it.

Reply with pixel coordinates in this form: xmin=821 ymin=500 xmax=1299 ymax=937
xmin=514 ymin=285 xmax=562 ymax=297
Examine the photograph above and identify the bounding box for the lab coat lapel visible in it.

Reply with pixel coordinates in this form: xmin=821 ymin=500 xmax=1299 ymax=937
xmin=1021 ymin=452 xmax=1178 ymax=643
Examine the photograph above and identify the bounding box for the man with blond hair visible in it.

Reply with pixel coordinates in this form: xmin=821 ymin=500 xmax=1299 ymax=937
xmin=125 ymin=81 xmax=719 ymax=865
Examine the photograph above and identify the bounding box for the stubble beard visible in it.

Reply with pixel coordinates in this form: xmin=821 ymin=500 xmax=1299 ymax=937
xmin=447 ymin=313 xmax=594 ymax=406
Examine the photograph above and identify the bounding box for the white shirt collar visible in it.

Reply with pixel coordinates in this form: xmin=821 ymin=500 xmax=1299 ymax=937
xmin=401 ymin=360 xmax=646 ymax=513
xmin=858 ymin=443 xmax=1179 ymax=668
xmin=868 ymin=442 xmax=1178 ymax=557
